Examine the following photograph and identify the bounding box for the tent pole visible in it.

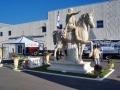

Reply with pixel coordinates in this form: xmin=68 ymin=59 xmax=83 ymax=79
xmin=42 ymin=43 xmax=45 ymax=65
xmin=1 ymin=44 xmax=3 ymax=64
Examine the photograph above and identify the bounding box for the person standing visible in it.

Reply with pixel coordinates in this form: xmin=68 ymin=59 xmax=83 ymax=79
xmin=98 ymin=45 xmax=103 ymax=62
xmin=93 ymin=45 xmax=101 ymax=65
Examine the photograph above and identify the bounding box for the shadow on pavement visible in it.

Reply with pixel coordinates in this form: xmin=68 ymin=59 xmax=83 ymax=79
xmin=22 ymin=69 xmax=120 ymax=90
xmin=2 ymin=58 xmax=120 ymax=90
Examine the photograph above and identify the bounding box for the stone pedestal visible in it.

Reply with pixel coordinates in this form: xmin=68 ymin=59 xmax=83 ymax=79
xmin=47 ymin=60 xmax=94 ymax=74
xmin=67 ymin=43 xmax=78 ymax=61
xmin=48 ymin=42 xmax=93 ymax=74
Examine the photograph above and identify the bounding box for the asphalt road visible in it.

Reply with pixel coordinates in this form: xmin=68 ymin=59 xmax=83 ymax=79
xmin=0 ymin=58 xmax=120 ymax=90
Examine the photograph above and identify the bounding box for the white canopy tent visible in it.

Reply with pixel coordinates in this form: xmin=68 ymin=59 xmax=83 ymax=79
xmin=1 ymin=37 xmax=46 ymax=64
xmin=2 ymin=37 xmax=39 ymax=60
xmin=5 ymin=37 xmax=39 ymax=47
xmin=1 ymin=36 xmax=39 ymax=60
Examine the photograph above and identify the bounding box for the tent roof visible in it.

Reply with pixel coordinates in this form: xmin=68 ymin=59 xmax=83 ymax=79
xmin=3 ymin=37 xmax=39 ymax=47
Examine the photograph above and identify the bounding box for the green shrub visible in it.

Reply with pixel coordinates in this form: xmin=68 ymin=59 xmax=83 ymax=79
xmin=107 ymin=59 xmax=114 ymax=65
xmin=45 ymin=52 xmax=51 ymax=56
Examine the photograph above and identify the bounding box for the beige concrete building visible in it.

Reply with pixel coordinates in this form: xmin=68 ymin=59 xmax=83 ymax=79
xmin=0 ymin=0 xmax=120 ymax=52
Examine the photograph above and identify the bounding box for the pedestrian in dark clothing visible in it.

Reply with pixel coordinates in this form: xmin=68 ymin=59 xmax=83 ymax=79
xmin=64 ymin=50 xmax=67 ymax=56
xmin=56 ymin=48 xmax=62 ymax=60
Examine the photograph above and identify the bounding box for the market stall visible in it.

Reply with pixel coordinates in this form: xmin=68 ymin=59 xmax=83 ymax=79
xmin=2 ymin=36 xmax=39 ymax=60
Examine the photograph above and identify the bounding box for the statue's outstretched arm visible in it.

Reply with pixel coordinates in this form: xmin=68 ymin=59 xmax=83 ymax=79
xmin=71 ymin=11 xmax=81 ymax=16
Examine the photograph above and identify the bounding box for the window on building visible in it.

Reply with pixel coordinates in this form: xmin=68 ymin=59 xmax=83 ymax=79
xmin=60 ymin=24 xmax=62 ymax=29
xmin=0 ymin=32 xmax=3 ymax=36
xmin=8 ymin=31 xmax=11 ymax=36
xmin=97 ymin=20 xmax=103 ymax=28
xmin=42 ymin=26 xmax=46 ymax=32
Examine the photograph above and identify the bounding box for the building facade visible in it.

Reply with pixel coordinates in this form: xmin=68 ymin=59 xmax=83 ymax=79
xmin=0 ymin=0 xmax=120 ymax=51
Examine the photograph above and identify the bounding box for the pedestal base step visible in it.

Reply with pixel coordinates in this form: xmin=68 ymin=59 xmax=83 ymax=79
xmin=47 ymin=60 xmax=94 ymax=74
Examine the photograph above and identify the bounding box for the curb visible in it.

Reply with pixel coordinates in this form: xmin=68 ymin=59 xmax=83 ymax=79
xmin=22 ymin=69 xmax=115 ymax=81
xmin=100 ymin=69 xmax=115 ymax=81
xmin=1 ymin=65 xmax=115 ymax=81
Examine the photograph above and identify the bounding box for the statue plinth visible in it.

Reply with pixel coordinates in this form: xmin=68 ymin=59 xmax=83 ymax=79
xmin=67 ymin=43 xmax=78 ymax=61
xmin=49 ymin=43 xmax=93 ymax=74
xmin=47 ymin=60 xmax=94 ymax=74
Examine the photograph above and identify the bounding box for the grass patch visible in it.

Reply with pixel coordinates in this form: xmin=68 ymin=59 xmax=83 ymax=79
xmin=25 ymin=65 xmax=111 ymax=78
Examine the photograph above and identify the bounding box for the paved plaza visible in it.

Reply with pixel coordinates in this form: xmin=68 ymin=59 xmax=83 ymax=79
xmin=0 ymin=58 xmax=120 ymax=90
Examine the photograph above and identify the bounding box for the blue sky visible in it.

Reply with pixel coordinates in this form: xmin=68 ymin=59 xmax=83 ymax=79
xmin=0 ymin=0 xmax=108 ymax=25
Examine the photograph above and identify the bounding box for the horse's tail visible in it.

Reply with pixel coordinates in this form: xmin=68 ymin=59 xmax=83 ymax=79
xmin=53 ymin=31 xmax=57 ymax=45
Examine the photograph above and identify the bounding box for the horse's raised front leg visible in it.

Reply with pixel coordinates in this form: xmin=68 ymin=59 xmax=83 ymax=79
xmin=80 ymin=40 xmax=93 ymax=57
xmin=79 ymin=44 xmax=85 ymax=63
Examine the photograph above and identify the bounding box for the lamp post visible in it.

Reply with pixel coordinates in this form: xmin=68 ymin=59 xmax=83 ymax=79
xmin=41 ymin=43 xmax=45 ymax=65
xmin=38 ymin=40 xmax=46 ymax=65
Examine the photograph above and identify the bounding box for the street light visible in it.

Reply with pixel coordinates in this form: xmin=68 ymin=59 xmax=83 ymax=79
xmin=37 ymin=40 xmax=46 ymax=65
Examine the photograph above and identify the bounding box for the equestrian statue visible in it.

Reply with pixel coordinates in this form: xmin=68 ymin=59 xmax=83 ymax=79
xmin=53 ymin=8 xmax=95 ymax=63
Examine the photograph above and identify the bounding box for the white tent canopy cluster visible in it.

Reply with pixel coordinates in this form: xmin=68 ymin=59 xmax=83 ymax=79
xmin=4 ymin=37 xmax=39 ymax=47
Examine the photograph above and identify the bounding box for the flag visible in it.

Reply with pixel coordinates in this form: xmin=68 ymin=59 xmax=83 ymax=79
xmin=57 ymin=10 xmax=60 ymax=30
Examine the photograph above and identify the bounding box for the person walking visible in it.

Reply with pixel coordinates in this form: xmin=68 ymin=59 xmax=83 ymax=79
xmin=98 ymin=45 xmax=103 ymax=62
xmin=93 ymin=45 xmax=101 ymax=65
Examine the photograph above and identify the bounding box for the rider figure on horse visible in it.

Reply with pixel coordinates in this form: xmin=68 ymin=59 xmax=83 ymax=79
xmin=65 ymin=8 xmax=81 ymax=41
